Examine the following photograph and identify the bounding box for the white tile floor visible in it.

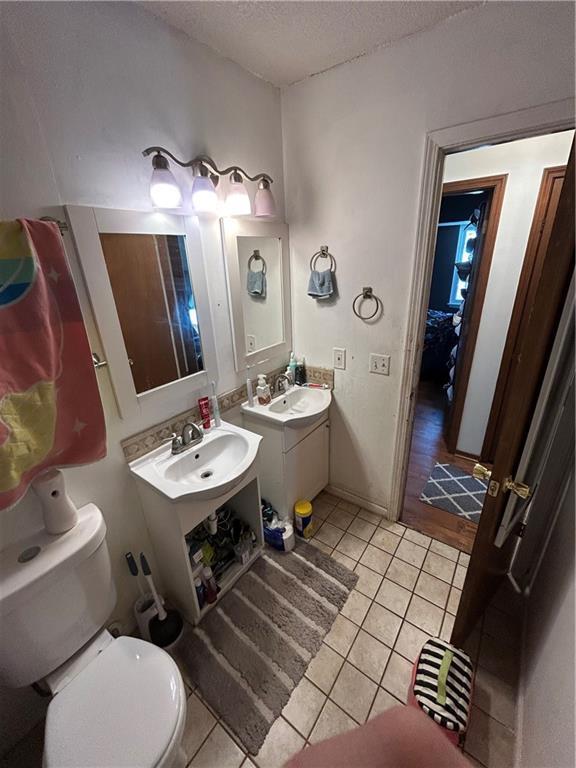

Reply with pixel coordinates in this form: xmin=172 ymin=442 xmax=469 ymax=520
xmin=1 ymin=492 xmax=518 ymax=768
xmin=174 ymin=492 xmax=474 ymax=768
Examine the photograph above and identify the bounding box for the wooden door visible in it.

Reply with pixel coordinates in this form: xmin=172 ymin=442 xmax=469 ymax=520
xmin=481 ymin=165 xmax=567 ymax=462
xmin=452 ymin=142 xmax=574 ymax=644
xmin=442 ymin=175 xmax=507 ymax=454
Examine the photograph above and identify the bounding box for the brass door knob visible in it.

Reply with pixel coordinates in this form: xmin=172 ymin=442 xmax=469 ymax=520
xmin=473 ymin=463 xmax=492 ymax=482
xmin=503 ymin=477 xmax=532 ymax=499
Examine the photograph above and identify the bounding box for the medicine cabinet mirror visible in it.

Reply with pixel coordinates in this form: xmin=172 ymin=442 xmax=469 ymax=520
xmin=66 ymin=206 xmax=217 ymax=421
xmin=222 ymin=219 xmax=291 ymax=371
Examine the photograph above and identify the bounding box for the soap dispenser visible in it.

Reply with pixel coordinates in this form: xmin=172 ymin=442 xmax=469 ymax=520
xmin=256 ymin=374 xmax=272 ymax=405
xmin=295 ymin=356 xmax=307 ymax=386
xmin=288 ymin=352 xmax=297 ymax=383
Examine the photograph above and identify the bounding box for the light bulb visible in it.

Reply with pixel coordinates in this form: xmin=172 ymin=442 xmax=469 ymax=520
xmin=149 ymin=154 xmax=182 ymax=209
xmin=254 ymin=178 xmax=276 ymax=218
xmin=191 ymin=173 xmax=218 ymax=215
xmin=225 ymin=171 xmax=251 ymax=216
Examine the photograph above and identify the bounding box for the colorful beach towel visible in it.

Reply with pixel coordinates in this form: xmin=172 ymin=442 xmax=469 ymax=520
xmin=0 ymin=219 xmax=106 ymax=510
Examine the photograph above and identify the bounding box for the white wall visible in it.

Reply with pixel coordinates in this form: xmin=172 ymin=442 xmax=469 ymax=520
xmin=442 ymin=132 xmax=574 ymax=456
xmin=282 ymin=1 xmax=575 ymax=512
xmin=0 ymin=1 xmax=283 ymax=751
xmin=517 ymin=472 xmax=575 ymax=767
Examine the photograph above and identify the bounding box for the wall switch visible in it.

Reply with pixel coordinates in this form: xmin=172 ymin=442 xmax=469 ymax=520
xmin=369 ymin=353 xmax=390 ymax=376
xmin=333 ymin=348 xmax=346 ymax=370
xmin=246 ymin=335 xmax=256 ymax=353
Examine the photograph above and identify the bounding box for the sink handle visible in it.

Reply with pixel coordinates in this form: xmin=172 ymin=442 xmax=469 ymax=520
xmin=171 ymin=432 xmax=182 ymax=452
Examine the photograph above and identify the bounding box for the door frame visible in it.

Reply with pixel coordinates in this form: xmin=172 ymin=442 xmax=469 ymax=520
xmin=442 ymin=175 xmax=507 ymax=454
xmin=481 ymin=164 xmax=567 ymax=461
xmin=389 ymin=98 xmax=575 ymax=521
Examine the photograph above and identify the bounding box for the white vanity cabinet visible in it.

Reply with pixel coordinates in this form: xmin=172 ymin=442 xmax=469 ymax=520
xmin=242 ymin=413 xmax=330 ymax=520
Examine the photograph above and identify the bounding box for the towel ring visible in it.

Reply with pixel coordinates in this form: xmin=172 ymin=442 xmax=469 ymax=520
xmin=310 ymin=245 xmax=336 ymax=273
xmin=352 ymin=287 xmax=381 ymax=321
xmin=248 ymin=250 xmax=267 ymax=275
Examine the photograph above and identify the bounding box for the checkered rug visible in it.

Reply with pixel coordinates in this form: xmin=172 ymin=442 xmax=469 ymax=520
xmin=419 ymin=462 xmax=487 ymax=523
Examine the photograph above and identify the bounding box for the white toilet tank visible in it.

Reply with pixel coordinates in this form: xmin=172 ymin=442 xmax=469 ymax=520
xmin=0 ymin=503 xmax=116 ymax=688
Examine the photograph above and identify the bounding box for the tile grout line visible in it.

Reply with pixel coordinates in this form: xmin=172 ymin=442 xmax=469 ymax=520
xmin=183 ymin=709 xmax=221 ymax=767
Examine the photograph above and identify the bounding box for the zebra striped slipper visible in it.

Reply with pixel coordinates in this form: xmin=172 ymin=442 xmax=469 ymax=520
xmin=408 ymin=637 xmax=474 ymax=746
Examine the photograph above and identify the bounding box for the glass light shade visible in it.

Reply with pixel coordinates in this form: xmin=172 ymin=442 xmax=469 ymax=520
xmin=191 ymin=174 xmax=218 ymax=215
xmin=254 ymin=184 xmax=276 ymax=218
xmin=149 ymin=167 xmax=182 ymax=208
xmin=225 ymin=177 xmax=251 ymax=216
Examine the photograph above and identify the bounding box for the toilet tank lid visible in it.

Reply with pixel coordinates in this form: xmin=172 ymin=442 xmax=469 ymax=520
xmin=0 ymin=503 xmax=106 ymax=616
xmin=44 ymin=636 xmax=185 ymax=768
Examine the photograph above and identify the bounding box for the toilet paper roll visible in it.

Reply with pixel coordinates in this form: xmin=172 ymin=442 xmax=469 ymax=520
xmin=32 ymin=469 xmax=78 ymax=534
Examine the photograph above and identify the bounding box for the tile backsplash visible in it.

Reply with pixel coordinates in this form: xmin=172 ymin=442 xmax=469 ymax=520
xmin=121 ymin=364 xmax=334 ymax=461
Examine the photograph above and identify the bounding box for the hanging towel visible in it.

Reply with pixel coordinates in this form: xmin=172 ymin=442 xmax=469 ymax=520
xmin=0 ymin=219 xmax=106 ymax=511
xmin=247 ymin=269 xmax=266 ymax=298
xmin=308 ymin=269 xmax=334 ymax=300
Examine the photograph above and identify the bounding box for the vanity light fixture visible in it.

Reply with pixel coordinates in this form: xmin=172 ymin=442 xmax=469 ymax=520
xmin=148 ymin=153 xmax=182 ymax=209
xmin=142 ymin=146 xmax=275 ymax=218
xmin=254 ymin=178 xmax=277 ymax=218
xmin=225 ymin=171 xmax=251 ymax=216
xmin=191 ymin=164 xmax=219 ymax=215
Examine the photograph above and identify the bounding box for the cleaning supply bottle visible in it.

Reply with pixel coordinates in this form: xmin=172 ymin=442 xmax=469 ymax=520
xmin=285 ymin=365 xmax=294 ymax=385
xmin=194 ymin=577 xmax=206 ymax=609
xmin=256 ymin=374 xmax=272 ymax=405
xmin=288 ymin=352 xmax=297 ymax=383
xmin=294 ymin=499 xmax=314 ymax=538
xmin=202 ymin=566 xmax=218 ymax=604
xmin=295 ymin=356 xmax=307 ymax=386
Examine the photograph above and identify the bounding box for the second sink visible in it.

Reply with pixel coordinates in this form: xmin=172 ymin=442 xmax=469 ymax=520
xmin=241 ymin=385 xmax=331 ymax=428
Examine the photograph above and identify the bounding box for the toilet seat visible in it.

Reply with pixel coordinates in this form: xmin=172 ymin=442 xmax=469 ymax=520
xmin=43 ymin=636 xmax=186 ymax=768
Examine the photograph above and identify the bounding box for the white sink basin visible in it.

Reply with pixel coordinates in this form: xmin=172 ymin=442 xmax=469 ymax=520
xmin=241 ymin=385 xmax=331 ymax=427
xmin=129 ymin=421 xmax=262 ymax=501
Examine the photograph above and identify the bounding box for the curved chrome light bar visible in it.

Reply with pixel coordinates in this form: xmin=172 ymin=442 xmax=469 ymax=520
xmin=142 ymin=146 xmax=273 ymax=185
xmin=142 ymin=146 xmax=275 ymax=216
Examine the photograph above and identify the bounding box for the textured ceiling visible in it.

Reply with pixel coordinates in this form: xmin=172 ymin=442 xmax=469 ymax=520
xmin=144 ymin=1 xmax=482 ymax=86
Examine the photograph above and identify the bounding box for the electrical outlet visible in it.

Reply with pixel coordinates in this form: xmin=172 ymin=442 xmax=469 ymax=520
xmin=369 ymin=353 xmax=390 ymax=376
xmin=246 ymin=335 xmax=256 ymax=353
xmin=333 ymin=347 xmax=346 ymax=370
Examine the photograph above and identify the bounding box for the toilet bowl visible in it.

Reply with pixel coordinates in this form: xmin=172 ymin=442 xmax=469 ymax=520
xmin=0 ymin=503 xmax=187 ymax=767
xmin=43 ymin=634 xmax=187 ymax=768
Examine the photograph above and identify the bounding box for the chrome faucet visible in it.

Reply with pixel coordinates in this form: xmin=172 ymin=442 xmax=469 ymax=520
xmin=171 ymin=422 xmax=203 ymax=454
xmin=273 ymin=373 xmax=292 ymax=395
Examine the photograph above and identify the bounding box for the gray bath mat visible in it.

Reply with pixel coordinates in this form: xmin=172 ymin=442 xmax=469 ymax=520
xmin=175 ymin=540 xmax=357 ymax=755
xmin=420 ymin=462 xmax=487 ymax=523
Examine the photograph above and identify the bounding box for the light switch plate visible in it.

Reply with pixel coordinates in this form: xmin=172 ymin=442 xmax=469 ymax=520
xmin=369 ymin=353 xmax=390 ymax=375
xmin=247 ymin=335 xmax=256 ymax=353
xmin=333 ymin=348 xmax=346 ymax=370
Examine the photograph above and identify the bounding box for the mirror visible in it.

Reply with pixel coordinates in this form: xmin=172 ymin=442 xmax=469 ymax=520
xmin=237 ymin=236 xmax=283 ymax=355
xmin=67 ymin=206 xmax=217 ymax=422
xmin=99 ymin=233 xmax=204 ymax=394
xmin=222 ymin=220 xmax=291 ymax=371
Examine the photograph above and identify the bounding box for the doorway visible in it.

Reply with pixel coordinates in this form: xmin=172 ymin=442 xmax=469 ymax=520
xmin=400 ymin=130 xmax=574 ymax=552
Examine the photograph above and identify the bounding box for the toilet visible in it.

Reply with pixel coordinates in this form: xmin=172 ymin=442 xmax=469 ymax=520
xmin=0 ymin=503 xmax=187 ymax=768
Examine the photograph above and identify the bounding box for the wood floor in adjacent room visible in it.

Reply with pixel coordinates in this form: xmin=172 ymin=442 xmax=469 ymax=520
xmin=401 ymin=381 xmax=478 ymax=554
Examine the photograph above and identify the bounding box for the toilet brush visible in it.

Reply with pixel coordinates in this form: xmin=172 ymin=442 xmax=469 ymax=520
xmin=125 ymin=551 xmax=145 ymax=596
xmin=139 ymin=552 xmax=183 ymax=648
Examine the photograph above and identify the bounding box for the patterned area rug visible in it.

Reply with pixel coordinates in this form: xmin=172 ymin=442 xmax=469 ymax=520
xmin=175 ymin=540 xmax=358 ymax=755
xmin=420 ymin=462 xmax=487 ymax=523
